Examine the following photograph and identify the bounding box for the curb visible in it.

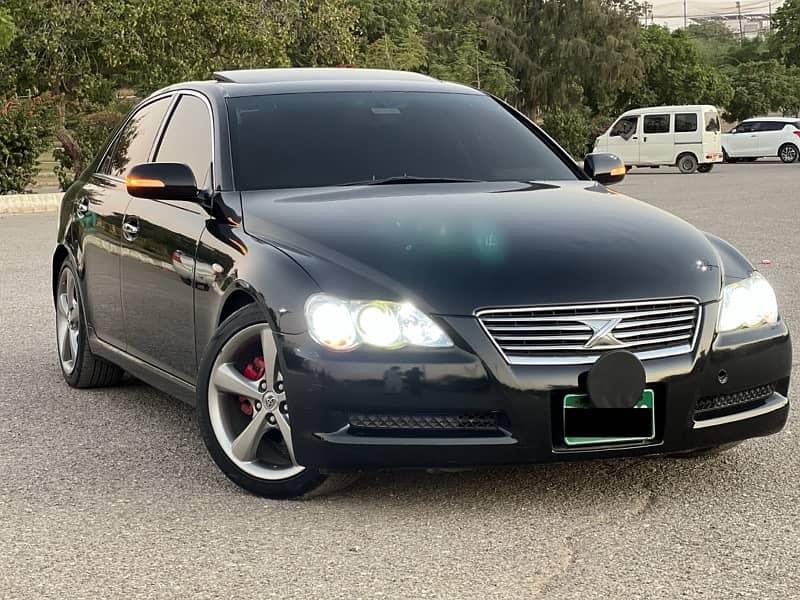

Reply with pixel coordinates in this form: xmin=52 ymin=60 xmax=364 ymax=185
xmin=0 ymin=193 xmax=64 ymax=215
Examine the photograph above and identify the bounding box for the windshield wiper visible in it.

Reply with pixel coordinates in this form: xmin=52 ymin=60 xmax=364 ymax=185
xmin=339 ymin=176 xmax=482 ymax=186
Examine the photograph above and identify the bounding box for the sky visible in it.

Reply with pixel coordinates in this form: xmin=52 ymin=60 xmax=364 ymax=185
xmin=646 ymin=0 xmax=783 ymax=29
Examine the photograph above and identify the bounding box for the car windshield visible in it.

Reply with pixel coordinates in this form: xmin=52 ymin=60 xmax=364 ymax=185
xmin=227 ymin=91 xmax=578 ymax=190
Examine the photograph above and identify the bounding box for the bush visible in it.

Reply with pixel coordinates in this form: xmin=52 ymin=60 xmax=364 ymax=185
xmin=0 ymin=94 xmax=57 ymax=194
xmin=541 ymin=108 xmax=592 ymax=159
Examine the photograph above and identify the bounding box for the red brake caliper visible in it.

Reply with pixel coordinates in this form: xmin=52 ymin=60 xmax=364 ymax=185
xmin=239 ymin=357 xmax=265 ymax=416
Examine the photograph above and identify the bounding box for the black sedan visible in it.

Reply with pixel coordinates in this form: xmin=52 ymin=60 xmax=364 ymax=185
xmin=53 ymin=68 xmax=791 ymax=498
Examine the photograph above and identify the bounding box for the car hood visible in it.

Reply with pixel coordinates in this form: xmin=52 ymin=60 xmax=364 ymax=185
xmin=241 ymin=181 xmax=723 ymax=316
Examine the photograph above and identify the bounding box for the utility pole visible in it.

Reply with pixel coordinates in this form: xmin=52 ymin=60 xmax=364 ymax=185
xmin=736 ymin=1 xmax=744 ymax=43
xmin=769 ymin=2 xmax=773 ymax=32
xmin=684 ymin=0 xmax=688 ymax=28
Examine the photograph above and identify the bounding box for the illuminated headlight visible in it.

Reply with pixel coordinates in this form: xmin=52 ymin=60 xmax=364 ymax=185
xmin=304 ymin=294 xmax=453 ymax=351
xmin=717 ymin=272 xmax=779 ymax=333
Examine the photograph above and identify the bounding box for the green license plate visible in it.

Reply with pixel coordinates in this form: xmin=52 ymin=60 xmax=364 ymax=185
xmin=563 ymin=389 xmax=656 ymax=446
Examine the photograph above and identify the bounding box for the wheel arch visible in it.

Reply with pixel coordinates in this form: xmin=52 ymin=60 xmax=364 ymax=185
xmin=676 ymin=150 xmax=698 ymax=164
xmin=52 ymin=244 xmax=70 ymax=301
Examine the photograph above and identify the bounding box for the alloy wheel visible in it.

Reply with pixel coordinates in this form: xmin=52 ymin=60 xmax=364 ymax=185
xmin=56 ymin=267 xmax=80 ymax=375
xmin=779 ymin=144 xmax=798 ymax=163
xmin=207 ymin=323 xmax=304 ymax=481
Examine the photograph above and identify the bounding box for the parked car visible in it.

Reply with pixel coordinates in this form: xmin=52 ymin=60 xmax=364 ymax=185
xmin=53 ymin=69 xmax=790 ymax=499
xmin=722 ymin=117 xmax=800 ymax=163
xmin=594 ymin=105 xmax=723 ymax=174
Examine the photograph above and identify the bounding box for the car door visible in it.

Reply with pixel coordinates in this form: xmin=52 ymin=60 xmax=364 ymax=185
xmin=641 ymin=113 xmax=673 ymax=164
xmin=606 ymin=115 xmax=640 ymax=165
xmin=756 ymin=121 xmax=787 ymax=156
xmin=78 ymin=97 xmax=172 ymax=349
xmin=726 ymin=121 xmax=759 ymax=157
xmin=120 ymin=92 xmax=214 ymax=383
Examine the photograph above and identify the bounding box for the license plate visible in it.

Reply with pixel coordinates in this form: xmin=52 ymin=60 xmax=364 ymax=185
xmin=563 ymin=389 xmax=655 ymax=446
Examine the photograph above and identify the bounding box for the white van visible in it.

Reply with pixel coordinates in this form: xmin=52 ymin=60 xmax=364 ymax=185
xmin=594 ymin=105 xmax=723 ymax=174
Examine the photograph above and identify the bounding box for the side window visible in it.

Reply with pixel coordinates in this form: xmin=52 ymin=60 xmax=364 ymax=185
xmin=734 ymin=122 xmax=754 ymax=134
xmin=643 ymin=114 xmax=670 ymax=134
xmin=675 ymin=113 xmax=698 ymax=133
xmin=106 ymin=98 xmax=171 ymax=178
xmin=610 ymin=116 xmax=638 ymax=140
xmin=154 ymin=95 xmax=213 ymax=189
xmin=705 ymin=112 xmax=720 ymax=132
xmin=761 ymin=122 xmax=786 ymax=132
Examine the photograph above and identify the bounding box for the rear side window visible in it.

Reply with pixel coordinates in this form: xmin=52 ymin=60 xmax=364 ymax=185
xmin=705 ymin=112 xmax=721 ymax=132
xmin=794 ymin=121 xmax=800 ymax=130
xmin=675 ymin=113 xmax=698 ymax=133
xmin=756 ymin=121 xmax=788 ymax=132
xmin=643 ymin=114 xmax=670 ymax=134
xmin=104 ymin=97 xmax=171 ymax=178
xmin=155 ymin=95 xmax=213 ymax=189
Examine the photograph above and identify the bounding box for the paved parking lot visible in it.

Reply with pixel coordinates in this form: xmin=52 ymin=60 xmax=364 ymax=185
xmin=1 ymin=161 xmax=799 ymax=599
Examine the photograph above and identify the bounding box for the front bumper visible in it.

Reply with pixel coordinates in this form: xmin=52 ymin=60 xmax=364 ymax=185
xmin=280 ymin=303 xmax=791 ymax=472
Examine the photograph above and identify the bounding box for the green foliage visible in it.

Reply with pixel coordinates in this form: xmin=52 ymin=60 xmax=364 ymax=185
xmin=772 ymin=0 xmax=800 ymax=67
xmin=0 ymin=9 xmax=13 ymax=51
xmin=685 ymin=22 xmax=738 ymax=67
xmin=725 ymin=60 xmax=800 ymax=121
xmin=542 ymin=109 xmax=592 ymax=159
xmin=491 ymin=0 xmax=643 ymax=114
xmin=623 ymin=27 xmax=733 ymax=109
xmin=425 ymin=23 xmax=517 ymax=97
xmin=0 ymin=94 xmax=58 ymax=193
xmin=279 ymin=0 xmax=359 ymax=66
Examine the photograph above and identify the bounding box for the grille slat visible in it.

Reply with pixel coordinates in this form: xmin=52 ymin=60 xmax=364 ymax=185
xmin=477 ymin=299 xmax=701 ymax=365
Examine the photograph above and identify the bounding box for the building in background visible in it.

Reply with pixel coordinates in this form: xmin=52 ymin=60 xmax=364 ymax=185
xmin=641 ymin=0 xmax=783 ymax=38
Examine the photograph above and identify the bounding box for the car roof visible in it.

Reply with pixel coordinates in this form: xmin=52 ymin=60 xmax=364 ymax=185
xmin=620 ymin=105 xmax=718 ymax=116
xmin=740 ymin=116 xmax=798 ymax=122
xmin=156 ymin=68 xmax=483 ymax=99
xmin=212 ymin=68 xmax=437 ymax=84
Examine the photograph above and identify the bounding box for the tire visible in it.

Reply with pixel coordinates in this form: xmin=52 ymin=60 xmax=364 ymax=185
xmin=779 ymin=143 xmax=799 ymax=164
xmin=697 ymin=164 xmax=714 ymax=173
xmin=197 ymin=304 xmax=358 ymax=499
xmin=55 ymin=259 xmax=124 ymax=388
xmin=677 ymin=153 xmax=698 ymax=174
xmin=722 ymin=148 xmax=731 ymax=163
xmin=668 ymin=442 xmax=741 ymax=459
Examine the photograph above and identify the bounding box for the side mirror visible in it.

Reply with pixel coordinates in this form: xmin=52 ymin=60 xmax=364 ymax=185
xmin=584 ymin=153 xmax=626 ymax=185
xmin=126 ymin=163 xmax=199 ymax=201
xmin=730 ymin=128 xmax=738 ymax=134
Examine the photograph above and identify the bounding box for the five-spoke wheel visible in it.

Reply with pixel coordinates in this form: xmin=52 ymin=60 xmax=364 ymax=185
xmin=56 ymin=267 xmax=81 ymax=376
xmin=197 ymin=304 xmax=357 ymax=499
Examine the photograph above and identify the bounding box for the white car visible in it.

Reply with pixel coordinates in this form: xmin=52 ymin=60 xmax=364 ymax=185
xmin=722 ymin=117 xmax=800 ymax=163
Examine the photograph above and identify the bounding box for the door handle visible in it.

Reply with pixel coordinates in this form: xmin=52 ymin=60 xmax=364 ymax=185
xmin=76 ymin=197 xmax=89 ymax=218
xmin=643 ymin=136 xmax=648 ymax=142
xmin=122 ymin=218 xmax=140 ymax=242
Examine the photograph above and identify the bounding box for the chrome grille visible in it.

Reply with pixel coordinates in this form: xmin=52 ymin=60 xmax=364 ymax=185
xmin=476 ymin=299 xmax=701 ymax=365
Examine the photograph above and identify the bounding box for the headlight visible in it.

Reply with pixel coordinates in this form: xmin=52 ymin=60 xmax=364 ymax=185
xmin=304 ymin=294 xmax=453 ymax=351
xmin=717 ymin=272 xmax=779 ymax=333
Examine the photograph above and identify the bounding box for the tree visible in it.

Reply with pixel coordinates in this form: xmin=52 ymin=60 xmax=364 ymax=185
xmin=685 ymin=22 xmax=738 ymax=67
xmin=489 ymin=0 xmax=643 ymax=114
xmin=772 ymin=0 xmax=800 ymax=67
xmin=0 ymin=0 xmax=296 ymax=185
xmin=724 ymin=60 xmax=800 ymax=121
xmin=0 ymin=9 xmax=13 ymax=51
xmin=621 ymin=26 xmax=733 ymax=109
xmin=278 ymin=0 xmax=359 ymax=67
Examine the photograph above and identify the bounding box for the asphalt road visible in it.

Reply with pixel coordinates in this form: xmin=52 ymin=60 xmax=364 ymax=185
xmin=2 ymin=161 xmax=799 ymax=599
